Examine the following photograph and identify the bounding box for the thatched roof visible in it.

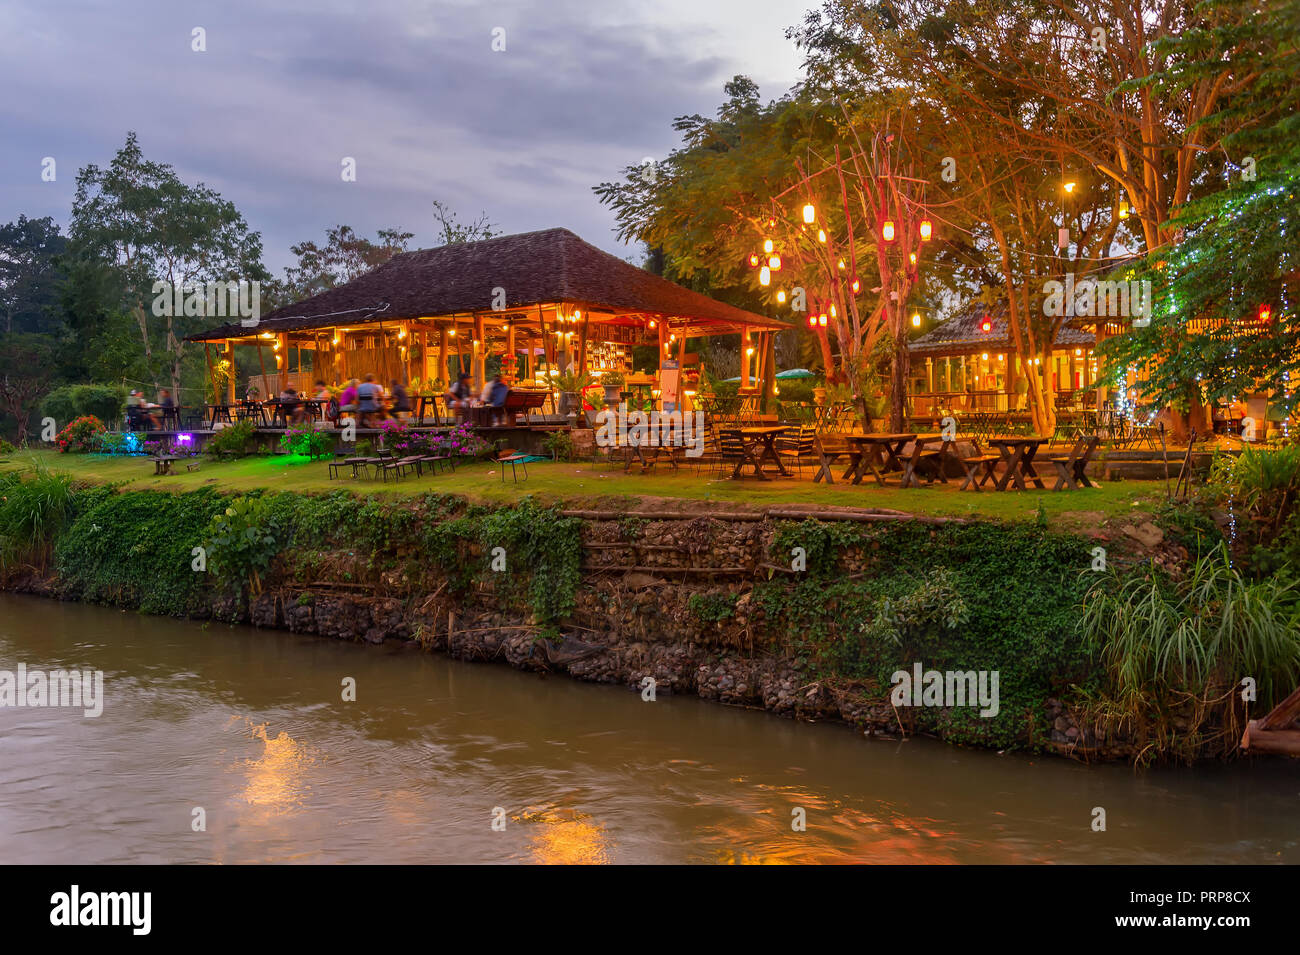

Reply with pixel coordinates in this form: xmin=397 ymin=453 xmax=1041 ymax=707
xmin=911 ymin=301 xmax=1094 ymax=357
xmin=188 ymin=228 xmax=786 ymax=341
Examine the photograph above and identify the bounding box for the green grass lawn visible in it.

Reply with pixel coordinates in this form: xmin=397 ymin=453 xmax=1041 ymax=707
xmin=3 ymin=448 xmax=1168 ymax=528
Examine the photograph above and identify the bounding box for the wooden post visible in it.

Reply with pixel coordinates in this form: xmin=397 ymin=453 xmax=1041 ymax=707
xmin=473 ymin=313 xmax=486 ymax=389
xmin=741 ymin=325 xmax=750 ymax=389
xmin=203 ymin=343 xmax=218 ymax=405
xmin=438 ymin=323 xmax=449 ymax=387
xmin=255 ymin=339 xmax=269 ymax=399
xmin=277 ymin=332 xmax=289 ymax=393
xmin=225 ymin=341 xmax=236 ymax=404
xmin=506 ymin=320 xmax=517 ymax=384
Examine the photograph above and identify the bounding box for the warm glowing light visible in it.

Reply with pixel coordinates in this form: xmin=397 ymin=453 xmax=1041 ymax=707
xmin=818 ymin=229 xmax=827 ymax=243
xmin=909 ymin=253 xmax=917 ymax=264
xmin=818 ymin=313 xmax=827 ymax=327
xmin=830 ymin=304 xmax=837 ymax=318
xmin=746 ymin=347 xmax=755 ymax=356
xmin=331 ymin=336 xmax=340 ymax=345
xmin=1075 ymin=348 xmax=1082 ymax=357
xmin=851 ymin=278 xmax=860 ymax=294
xmin=980 ymin=316 xmax=992 ymax=332
xmin=749 ymin=253 xmax=759 ymax=267
xmin=648 ymin=319 xmax=656 ymax=328
xmin=981 ymin=352 xmax=989 ymax=361
xmin=776 ymin=290 xmax=786 ymax=303
xmin=807 ymin=314 xmax=816 ymax=327
xmin=882 ymin=220 xmax=895 ymax=242
xmin=759 ymin=265 xmax=771 ymax=286
xmin=996 ymin=354 xmax=1005 ymax=361
xmin=273 ymin=342 xmax=281 ymax=351
xmin=920 ymin=219 xmax=932 ymax=241
xmin=398 ymin=328 xmax=407 ymax=339
xmin=769 ymin=255 xmax=781 ymax=271
xmin=1258 ymin=304 xmax=1273 ymax=323
xmin=911 ymin=313 xmax=921 ymax=327
xmin=448 ymin=329 xmax=456 ymax=337
xmin=1064 ymin=181 xmax=1077 ymax=193
xmin=803 ymin=204 xmax=815 ymax=224
xmin=763 ymin=238 xmax=774 ymax=254
xmin=1118 ymin=201 xmax=1129 ymax=219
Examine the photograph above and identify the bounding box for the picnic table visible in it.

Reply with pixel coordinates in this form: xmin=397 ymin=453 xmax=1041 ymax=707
xmin=721 ymin=426 xmax=790 ymax=480
xmin=840 ymin=433 xmax=915 ymax=485
xmin=149 ymin=454 xmax=183 ymax=475
xmin=986 ymin=435 xmax=1048 ymax=490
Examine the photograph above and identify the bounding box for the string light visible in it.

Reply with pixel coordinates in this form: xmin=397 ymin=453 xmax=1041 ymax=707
xmin=759 ymin=265 xmax=771 ymax=286
xmin=776 ymin=290 xmax=786 ymax=303
xmin=769 ymin=255 xmax=781 ymax=271
xmin=920 ymin=219 xmax=932 ymax=241
xmin=818 ymin=229 xmax=827 ymax=243
xmin=882 ymin=220 xmax=896 ymax=242
xmin=911 ymin=313 xmax=921 ymax=327
xmin=803 ymin=204 xmax=815 ymax=224
xmin=763 ymin=238 xmax=774 ymax=254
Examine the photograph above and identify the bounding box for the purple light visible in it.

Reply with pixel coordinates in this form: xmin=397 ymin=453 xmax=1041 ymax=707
xmin=176 ymin=433 xmax=193 ymax=445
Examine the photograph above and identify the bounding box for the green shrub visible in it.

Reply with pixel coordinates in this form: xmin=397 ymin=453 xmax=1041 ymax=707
xmin=202 ymin=496 xmax=280 ymax=596
xmin=206 ymin=420 xmax=257 ymax=457
xmin=278 ymin=424 xmax=335 ymax=459
xmin=0 ymin=469 xmax=77 ymax=574
xmin=1080 ymin=550 xmax=1300 ymax=759
xmin=0 ymin=439 xmax=15 ymax=454
xmin=53 ymin=487 xmax=227 ymax=615
xmin=688 ymin=592 xmax=737 ymax=623
xmin=42 ymin=384 xmax=127 ymax=428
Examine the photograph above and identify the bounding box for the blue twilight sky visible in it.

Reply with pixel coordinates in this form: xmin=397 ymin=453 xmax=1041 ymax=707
xmin=0 ymin=0 xmax=811 ymax=272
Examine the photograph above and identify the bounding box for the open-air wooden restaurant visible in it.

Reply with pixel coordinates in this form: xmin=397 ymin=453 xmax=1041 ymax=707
xmin=170 ymin=228 xmax=1183 ymax=490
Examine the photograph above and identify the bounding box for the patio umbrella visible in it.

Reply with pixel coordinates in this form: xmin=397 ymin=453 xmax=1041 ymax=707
xmin=775 ymin=368 xmax=816 ymax=379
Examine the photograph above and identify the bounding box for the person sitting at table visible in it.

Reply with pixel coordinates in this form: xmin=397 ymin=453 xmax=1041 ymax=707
xmin=389 ymin=379 xmax=411 ymax=420
xmin=279 ymin=387 xmax=306 ymax=424
xmin=445 ymin=373 xmax=473 ymax=422
xmin=126 ymin=390 xmax=158 ymax=430
xmin=356 ymin=374 xmax=384 ymax=428
xmin=338 ymin=378 xmax=359 ymax=424
xmin=483 ymin=374 xmax=509 ymax=426
xmin=157 ymin=389 xmax=177 ymax=428
xmin=314 ymin=381 xmax=337 ymax=423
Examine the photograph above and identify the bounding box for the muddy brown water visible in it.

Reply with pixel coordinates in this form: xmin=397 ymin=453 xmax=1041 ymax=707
xmin=0 ymin=594 xmax=1295 ymax=864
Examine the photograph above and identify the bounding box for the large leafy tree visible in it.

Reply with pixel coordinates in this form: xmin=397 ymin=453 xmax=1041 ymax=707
xmin=264 ymin=224 xmax=414 ymax=311
xmin=68 ymin=132 xmax=268 ymax=398
xmin=0 ymin=216 xmax=66 ymax=335
xmin=1097 ymin=0 xmax=1300 ymax=421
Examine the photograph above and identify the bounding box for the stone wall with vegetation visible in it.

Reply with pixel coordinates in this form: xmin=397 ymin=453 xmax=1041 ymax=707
xmin=1 ymin=461 xmax=1298 ymax=764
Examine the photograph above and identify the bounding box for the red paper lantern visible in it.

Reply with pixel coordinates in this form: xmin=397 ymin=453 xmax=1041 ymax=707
xmin=1258 ymin=304 xmax=1273 ymax=323
xmin=980 ymin=315 xmax=993 ymax=333
xmin=882 ymin=220 xmax=896 ymax=242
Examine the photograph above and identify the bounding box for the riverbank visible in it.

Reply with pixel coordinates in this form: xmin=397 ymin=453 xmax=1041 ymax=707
xmin=8 ymin=458 xmax=1280 ymax=764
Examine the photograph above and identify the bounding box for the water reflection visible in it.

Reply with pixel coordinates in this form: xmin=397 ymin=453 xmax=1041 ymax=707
xmin=0 ymin=594 xmax=1296 ymax=865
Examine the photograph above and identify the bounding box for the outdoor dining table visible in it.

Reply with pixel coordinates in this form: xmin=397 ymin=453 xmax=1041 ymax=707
xmin=721 ymin=426 xmax=790 ymax=480
xmin=149 ymin=454 xmax=183 ymax=475
xmin=986 ymin=435 xmax=1049 ymax=490
xmin=205 ymin=404 xmax=234 ymax=428
xmin=840 ymin=433 xmax=915 ymax=485
xmin=898 ymin=432 xmax=956 ymax=488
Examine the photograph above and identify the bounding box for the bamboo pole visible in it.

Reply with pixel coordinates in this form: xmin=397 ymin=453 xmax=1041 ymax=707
xmin=255 ymin=339 xmax=269 ymax=399
xmin=225 ymin=341 xmax=236 ymax=403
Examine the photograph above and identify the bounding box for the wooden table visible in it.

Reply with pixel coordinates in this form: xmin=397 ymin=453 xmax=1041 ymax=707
xmin=986 ymin=435 xmax=1048 ymax=490
xmin=899 ymin=433 xmax=956 ymax=488
xmin=722 ymin=426 xmax=790 ymax=480
xmin=206 ymin=404 xmax=234 ymax=428
xmin=841 ymin=433 xmax=915 ymax=485
xmin=150 ymin=454 xmax=183 ymax=475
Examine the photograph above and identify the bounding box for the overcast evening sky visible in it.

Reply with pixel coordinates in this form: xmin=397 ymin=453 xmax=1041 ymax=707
xmin=0 ymin=0 xmax=811 ymax=273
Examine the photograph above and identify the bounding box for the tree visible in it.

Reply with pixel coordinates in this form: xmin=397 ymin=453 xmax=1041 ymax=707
xmin=0 ymin=216 xmax=66 ymax=335
xmin=1097 ymin=0 xmax=1300 ymax=420
xmin=430 ymin=200 xmax=500 ymax=245
xmin=0 ymin=333 xmax=58 ymax=443
xmin=266 ymin=225 xmax=414 ymax=310
xmin=68 ymin=132 xmax=268 ymax=398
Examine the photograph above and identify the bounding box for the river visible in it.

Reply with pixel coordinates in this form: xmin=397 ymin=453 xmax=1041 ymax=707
xmin=0 ymin=594 xmax=1294 ymax=864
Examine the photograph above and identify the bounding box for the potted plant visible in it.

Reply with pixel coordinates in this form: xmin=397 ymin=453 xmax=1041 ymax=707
xmin=600 ymin=371 xmax=625 ymax=405
xmin=555 ymin=372 xmax=593 ymax=417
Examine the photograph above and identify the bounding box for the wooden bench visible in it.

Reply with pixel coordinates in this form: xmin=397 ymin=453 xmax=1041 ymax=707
xmin=957 ymin=440 xmax=1002 ymax=491
xmin=1046 ymin=435 xmax=1100 ymax=490
xmin=380 ymin=456 xmax=423 ymax=482
xmin=502 ymin=388 xmax=548 ymax=423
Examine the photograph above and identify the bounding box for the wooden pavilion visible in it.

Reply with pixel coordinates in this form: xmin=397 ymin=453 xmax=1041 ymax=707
xmin=188 ymin=228 xmax=788 ymax=412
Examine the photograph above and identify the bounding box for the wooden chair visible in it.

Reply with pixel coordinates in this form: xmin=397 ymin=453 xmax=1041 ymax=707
xmin=774 ymin=426 xmax=816 ymax=478
xmin=1046 ymin=435 xmax=1100 ymax=490
xmin=498 ymin=452 xmax=529 ymax=483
